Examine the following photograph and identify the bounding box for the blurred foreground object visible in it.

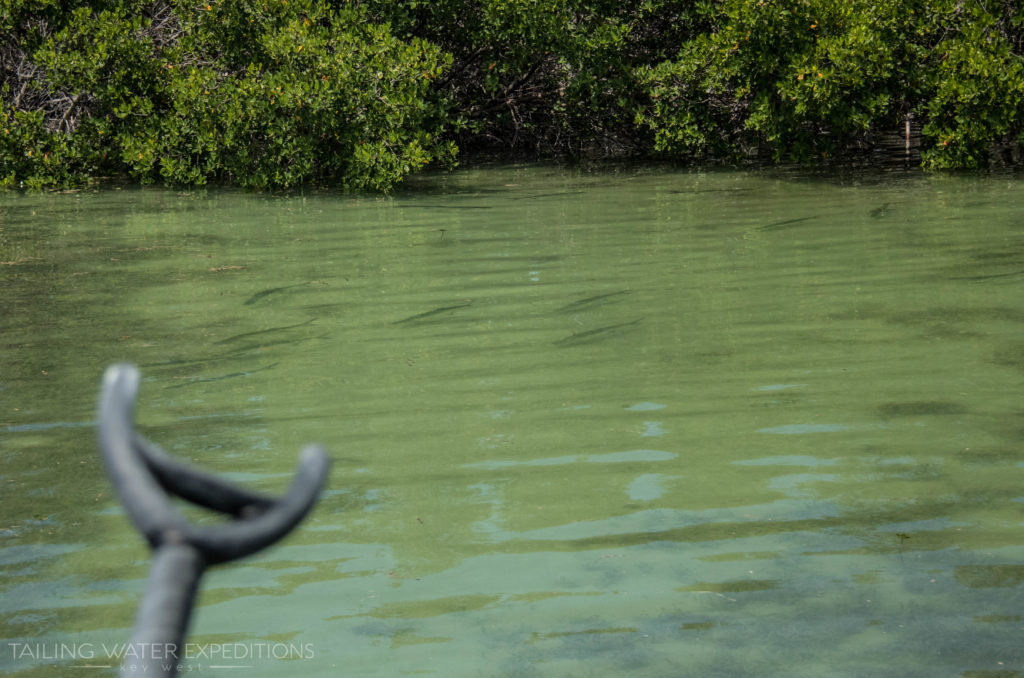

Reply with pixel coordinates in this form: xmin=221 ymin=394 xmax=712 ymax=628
xmin=97 ymin=364 xmax=330 ymax=677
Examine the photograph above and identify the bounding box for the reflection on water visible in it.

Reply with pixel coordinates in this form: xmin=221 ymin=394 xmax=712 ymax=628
xmin=2 ymin=167 xmax=1024 ymax=676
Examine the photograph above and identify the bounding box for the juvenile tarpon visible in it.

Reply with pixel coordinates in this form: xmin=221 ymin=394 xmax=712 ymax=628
xmin=558 ymin=290 xmax=630 ymax=313
xmin=165 ymin=363 xmax=280 ymax=389
xmin=759 ymin=216 xmax=817 ymax=231
xmin=554 ymin=318 xmax=644 ymax=347
xmin=243 ymin=282 xmax=308 ymax=306
xmin=393 ymin=302 xmax=472 ymax=325
xmin=215 ymin=318 xmax=316 ymax=345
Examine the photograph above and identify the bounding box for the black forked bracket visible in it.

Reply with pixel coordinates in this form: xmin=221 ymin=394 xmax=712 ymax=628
xmin=97 ymin=364 xmax=330 ymax=677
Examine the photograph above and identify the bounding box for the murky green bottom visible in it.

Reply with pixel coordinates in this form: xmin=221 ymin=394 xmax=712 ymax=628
xmin=2 ymin=166 xmax=1024 ymax=677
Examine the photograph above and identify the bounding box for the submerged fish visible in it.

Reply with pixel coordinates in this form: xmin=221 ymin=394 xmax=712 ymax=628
xmin=243 ymin=283 xmax=308 ymax=306
xmin=143 ymin=333 xmax=321 ymax=370
xmin=393 ymin=302 xmax=472 ymax=325
xmin=404 ymin=204 xmax=493 ymax=210
xmin=554 ymin=318 xmax=644 ymax=347
xmin=221 ymin=332 xmax=329 ymax=357
xmin=669 ymin=187 xmax=755 ymax=194
xmin=509 ymin=191 xmax=584 ymax=201
xmin=215 ymin=318 xmax=316 ymax=345
xmin=869 ymin=202 xmax=892 ymax=219
xmin=165 ymin=363 xmax=279 ymax=389
xmin=558 ymin=290 xmax=630 ymax=313
xmin=759 ymin=216 xmax=817 ymax=231
xmin=952 ymin=270 xmax=1024 ymax=282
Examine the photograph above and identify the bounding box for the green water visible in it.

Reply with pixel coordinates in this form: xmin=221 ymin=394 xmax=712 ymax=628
xmin=2 ymin=166 xmax=1024 ymax=677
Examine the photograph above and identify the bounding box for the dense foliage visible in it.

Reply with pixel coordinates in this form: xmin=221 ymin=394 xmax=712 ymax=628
xmin=635 ymin=0 xmax=1024 ymax=168
xmin=2 ymin=0 xmax=1022 ymax=190
xmin=1 ymin=0 xmax=454 ymax=189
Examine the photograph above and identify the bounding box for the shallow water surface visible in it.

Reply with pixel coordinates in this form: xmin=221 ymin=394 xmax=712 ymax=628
xmin=2 ymin=167 xmax=1024 ymax=677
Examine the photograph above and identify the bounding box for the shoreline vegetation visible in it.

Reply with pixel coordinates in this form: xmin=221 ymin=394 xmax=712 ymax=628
xmin=2 ymin=0 xmax=1022 ymax=191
